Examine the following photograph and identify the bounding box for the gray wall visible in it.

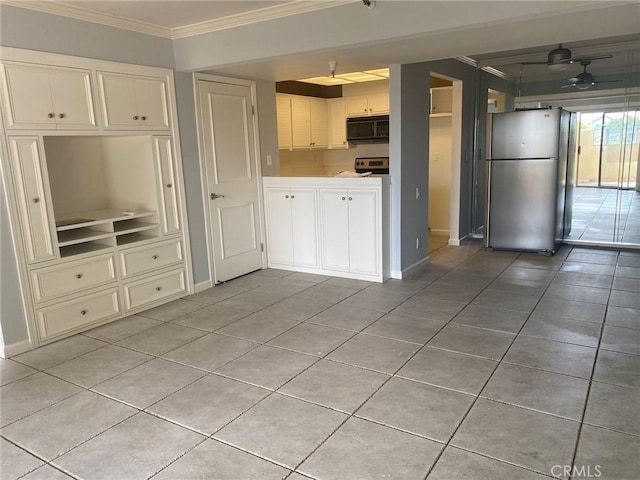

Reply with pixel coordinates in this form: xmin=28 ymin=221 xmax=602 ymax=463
xmin=0 ymin=183 xmax=29 ymax=346
xmin=0 ymin=5 xmax=174 ymax=68
xmin=390 ymin=59 xmax=514 ymax=272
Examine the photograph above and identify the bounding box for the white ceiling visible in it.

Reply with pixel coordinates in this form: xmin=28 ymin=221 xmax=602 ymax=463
xmin=60 ymin=0 xmax=289 ymax=29
xmin=7 ymin=0 xmax=640 ymax=90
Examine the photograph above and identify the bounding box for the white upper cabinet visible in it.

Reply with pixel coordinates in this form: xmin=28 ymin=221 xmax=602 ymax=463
xmin=1 ymin=63 xmax=96 ymax=130
xmin=346 ymin=93 xmax=389 ymax=117
xmin=430 ymin=86 xmax=453 ymax=116
xmin=328 ymin=98 xmax=348 ymax=149
xmin=281 ymin=94 xmax=328 ymax=149
xmin=97 ymin=72 xmax=170 ymax=130
xmin=276 ymin=94 xmax=293 ymax=150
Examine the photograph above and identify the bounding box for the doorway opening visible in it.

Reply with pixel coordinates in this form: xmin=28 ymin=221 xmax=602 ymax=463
xmin=428 ymin=73 xmax=463 ymax=251
xmin=565 ymin=109 xmax=639 ymax=245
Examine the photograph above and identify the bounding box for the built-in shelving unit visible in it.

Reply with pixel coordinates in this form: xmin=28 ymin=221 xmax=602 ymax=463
xmin=56 ymin=210 xmax=159 ymax=257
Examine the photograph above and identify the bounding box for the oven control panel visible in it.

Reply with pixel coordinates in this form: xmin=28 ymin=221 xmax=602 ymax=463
xmin=354 ymin=157 xmax=389 ymax=174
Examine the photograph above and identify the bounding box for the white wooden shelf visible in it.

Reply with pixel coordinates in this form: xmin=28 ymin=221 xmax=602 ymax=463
xmin=55 ymin=209 xmax=159 ymax=254
xmin=430 ymin=112 xmax=452 ymax=118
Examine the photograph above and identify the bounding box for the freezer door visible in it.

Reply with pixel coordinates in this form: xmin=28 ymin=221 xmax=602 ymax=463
xmin=491 ymin=109 xmax=561 ymax=159
xmin=487 ymin=158 xmax=558 ymax=251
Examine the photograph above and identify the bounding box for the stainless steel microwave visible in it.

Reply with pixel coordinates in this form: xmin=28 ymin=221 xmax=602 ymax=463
xmin=346 ymin=115 xmax=389 ymax=143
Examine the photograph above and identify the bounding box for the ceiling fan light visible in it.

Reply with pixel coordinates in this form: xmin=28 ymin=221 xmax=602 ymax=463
xmin=547 ymin=63 xmax=570 ymax=71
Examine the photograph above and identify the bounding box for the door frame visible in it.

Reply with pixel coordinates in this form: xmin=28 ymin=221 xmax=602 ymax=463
xmin=193 ymin=73 xmax=267 ymax=288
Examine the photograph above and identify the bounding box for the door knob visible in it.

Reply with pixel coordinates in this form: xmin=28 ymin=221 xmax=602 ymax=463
xmin=210 ymin=193 xmax=225 ymax=200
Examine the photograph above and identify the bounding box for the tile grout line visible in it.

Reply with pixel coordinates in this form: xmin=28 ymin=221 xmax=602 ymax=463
xmin=421 ymin=246 xmax=575 ymax=479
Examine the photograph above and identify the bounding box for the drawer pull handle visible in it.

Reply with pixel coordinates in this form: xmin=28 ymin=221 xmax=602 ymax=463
xmin=152 ymin=255 xmax=159 ymax=260
xmin=80 ymin=310 xmax=87 ymax=315
xmin=291 ymin=195 xmax=295 ymax=199
xmin=342 ymin=196 xmax=346 ymax=200
xmin=48 ymin=113 xmax=55 ymax=118
xmin=348 ymin=197 xmax=353 ymax=201
xmin=76 ymin=273 xmax=83 ymax=279
xmin=285 ymin=195 xmax=289 ymax=198
xmin=133 ymin=115 xmax=139 ymax=120
xmin=166 ymin=183 xmax=172 ymax=188
xmin=58 ymin=113 xmax=65 ymax=119
xmin=32 ymin=197 xmax=40 ymax=203
xmin=155 ymin=286 xmax=162 ymax=291
xmin=141 ymin=116 xmax=147 ymax=121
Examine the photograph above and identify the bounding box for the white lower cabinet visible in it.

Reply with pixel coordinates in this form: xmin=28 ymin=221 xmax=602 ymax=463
xmin=319 ymin=188 xmax=379 ymax=276
xmin=263 ymin=177 xmax=388 ymax=282
xmin=123 ymin=268 xmax=186 ymax=311
xmin=264 ymin=187 xmax=318 ymax=268
xmin=36 ymin=288 xmax=121 ymax=342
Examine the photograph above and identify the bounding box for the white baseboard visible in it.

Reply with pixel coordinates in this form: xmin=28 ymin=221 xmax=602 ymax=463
xmin=194 ymin=280 xmax=214 ymax=293
xmin=390 ymin=255 xmax=430 ymax=279
xmin=1 ymin=339 xmax=32 ymax=358
xmin=448 ymin=238 xmax=461 ymax=246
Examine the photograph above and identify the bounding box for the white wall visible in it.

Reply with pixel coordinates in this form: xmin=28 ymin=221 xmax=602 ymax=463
xmin=428 ymin=116 xmax=453 ymax=235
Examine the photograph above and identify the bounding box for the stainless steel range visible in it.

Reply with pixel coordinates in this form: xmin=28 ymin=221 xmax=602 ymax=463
xmin=354 ymin=157 xmax=389 ymax=174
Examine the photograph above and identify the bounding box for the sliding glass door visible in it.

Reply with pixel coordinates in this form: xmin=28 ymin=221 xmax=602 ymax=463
xmin=567 ymin=109 xmax=639 ymax=246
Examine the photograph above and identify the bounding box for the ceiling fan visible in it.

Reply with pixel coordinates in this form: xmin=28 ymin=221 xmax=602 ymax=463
xmin=561 ymin=60 xmax=622 ymax=90
xmin=523 ymin=44 xmax=613 ymax=71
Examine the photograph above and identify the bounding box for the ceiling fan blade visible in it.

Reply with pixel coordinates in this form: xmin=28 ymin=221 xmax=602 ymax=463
xmin=521 ymin=61 xmax=548 ymax=65
xmin=561 ymin=84 xmax=577 ymax=89
xmin=569 ymin=54 xmax=613 ymax=63
xmin=594 ymin=79 xmax=623 ymax=84
xmin=565 ymin=77 xmax=581 ymax=83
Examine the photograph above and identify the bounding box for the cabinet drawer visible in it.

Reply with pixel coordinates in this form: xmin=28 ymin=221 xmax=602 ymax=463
xmin=36 ymin=288 xmax=120 ymax=341
xmin=119 ymin=238 xmax=183 ymax=278
xmin=123 ymin=269 xmax=186 ymax=311
xmin=31 ymin=254 xmax=116 ymax=302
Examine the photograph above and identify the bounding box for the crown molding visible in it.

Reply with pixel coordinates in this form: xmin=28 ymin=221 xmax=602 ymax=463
xmin=171 ymin=1 xmax=352 ymax=39
xmin=2 ymin=0 xmax=173 ymax=38
xmin=2 ymin=0 xmax=353 ymax=40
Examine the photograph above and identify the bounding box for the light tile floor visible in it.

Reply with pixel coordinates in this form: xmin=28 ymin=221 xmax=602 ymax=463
xmin=1 ymin=242 xmax=639 ymax=480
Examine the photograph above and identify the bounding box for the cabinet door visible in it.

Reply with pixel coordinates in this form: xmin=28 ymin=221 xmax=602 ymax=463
xmin=265 ymin=188 xmax=294 ymax=265
xmin=309 ymin=99 xmax=328 ymax=148
xmin=368 ymin=93 xmax=389 ymax=115
xmin=134 ymin=77 xmax=170 ymax=130
xmin=328 ymin=99 xmax=348 ymax=148
xmin=48 ymin=68 xmax=96 ymax=129
xmin=319 ymin=189 xmax=349 ymax=272
xmin=8 ymin=137 xmax=57 ymax=264
xmin=347 ymin=189 xmax=379 ymax=275
xmin=290 ymin=96 xmax=311 ymax=148
xmin=290 ymin=188 xmax=318 ymax=267
xmin=346 ymin=96 xmax=369 ymax=117
xmin=2 ymin=64 xmax=56 ymax=129
xmin=98 ymin=73 xmax=138 ymax=129
xmin=153 ymin=137 xmax=181 ymax=235
xmin=276 ymin=95 xmax=292 ymax=149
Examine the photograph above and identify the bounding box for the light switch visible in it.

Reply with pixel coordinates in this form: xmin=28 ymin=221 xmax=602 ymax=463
xmin=266 ymin=154 xmax=272 ymax=166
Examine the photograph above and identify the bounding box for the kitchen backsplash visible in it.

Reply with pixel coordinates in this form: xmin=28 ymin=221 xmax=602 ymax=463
xmin=280 ymin=143 xmax=390 ymax=176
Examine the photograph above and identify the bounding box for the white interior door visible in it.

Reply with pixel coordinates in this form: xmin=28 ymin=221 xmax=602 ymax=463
xmin=197 ymin=79 xmax=264 ymax=283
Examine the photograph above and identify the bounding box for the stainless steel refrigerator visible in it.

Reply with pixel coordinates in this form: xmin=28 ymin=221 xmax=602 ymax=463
xmin=484 ymin=108 xmax=576 ymax=254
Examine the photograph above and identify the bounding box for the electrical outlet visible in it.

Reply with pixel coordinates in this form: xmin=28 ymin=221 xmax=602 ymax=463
xmin=266 ymin=154 xmax=273 ymax=166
